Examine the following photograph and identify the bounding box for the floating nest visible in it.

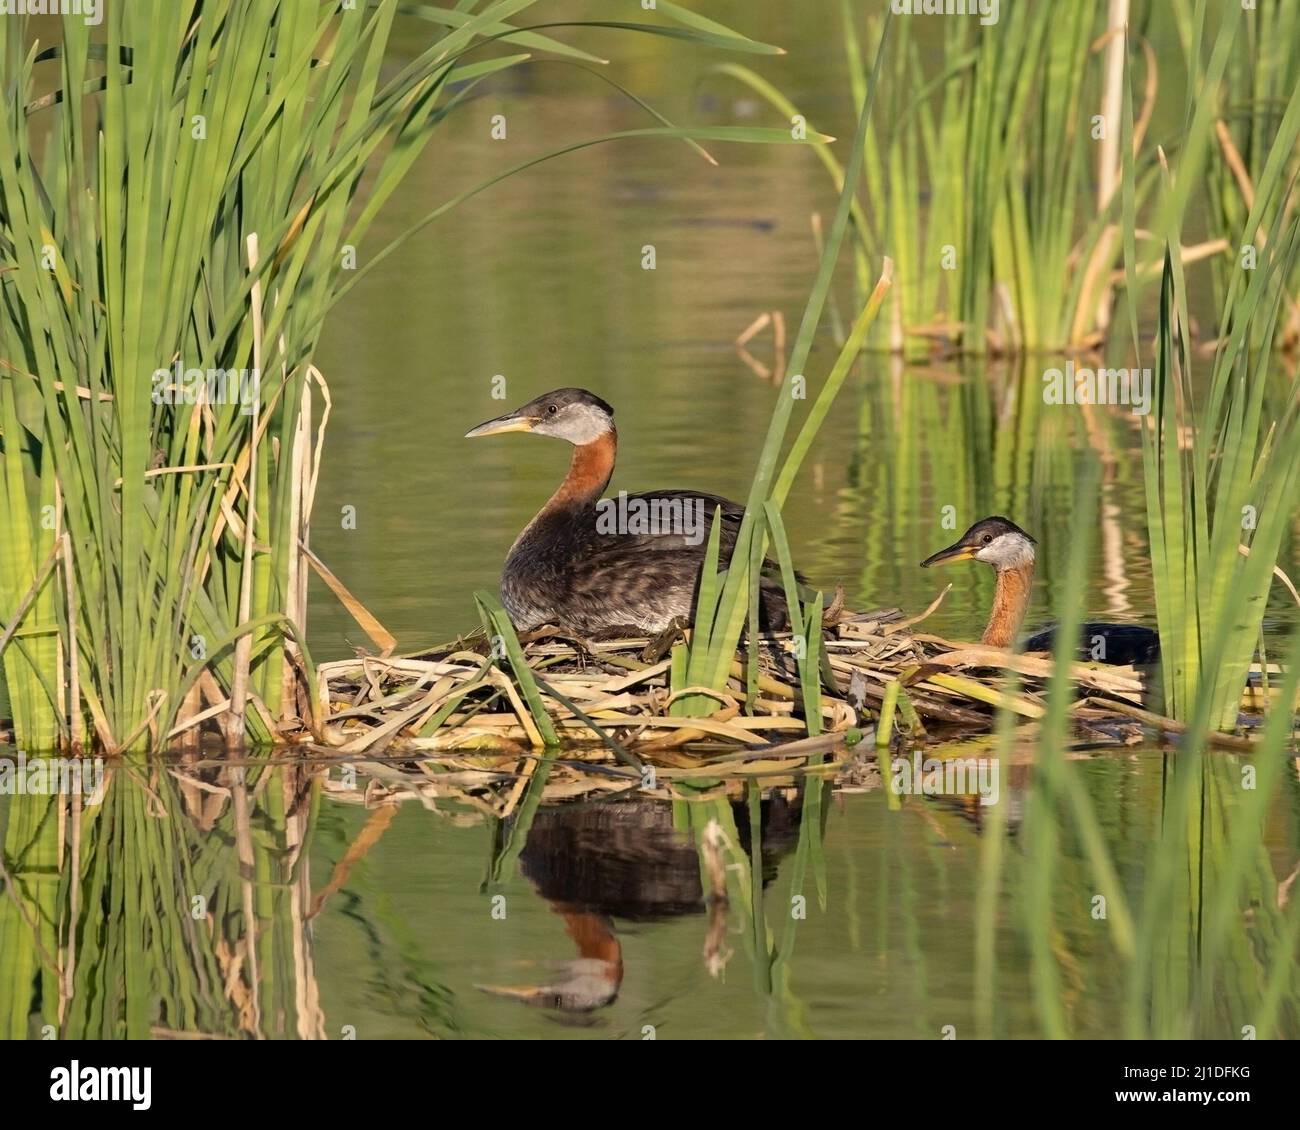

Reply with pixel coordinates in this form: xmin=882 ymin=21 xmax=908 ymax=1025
xmin=313 ymin=604 xmax=1182 ymax=788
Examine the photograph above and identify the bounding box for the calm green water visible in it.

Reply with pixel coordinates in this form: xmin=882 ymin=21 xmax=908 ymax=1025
xmin=0 ymin=752 xmax=1294 ymax=1039
xmin=2 ymin=6 xmax=1299 ymax=1041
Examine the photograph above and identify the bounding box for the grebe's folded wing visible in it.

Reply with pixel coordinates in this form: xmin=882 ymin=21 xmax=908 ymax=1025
xmin=601 ymin=489 xmax=745 ymax=553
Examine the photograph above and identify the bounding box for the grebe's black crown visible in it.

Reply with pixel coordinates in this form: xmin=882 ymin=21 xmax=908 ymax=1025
xmin=521 ymin=387 xmax=614 ymax=418
xmin=961 ymin=516 xmax=1035 ymax=545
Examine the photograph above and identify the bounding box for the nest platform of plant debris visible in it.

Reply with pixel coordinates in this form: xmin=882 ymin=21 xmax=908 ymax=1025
xmin=315 ymin=605 xmax=1171 ymax=777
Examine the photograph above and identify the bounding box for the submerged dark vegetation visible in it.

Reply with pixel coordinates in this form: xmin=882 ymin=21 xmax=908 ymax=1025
xmin=0 ymin=1 xmax=1298 ymax=1039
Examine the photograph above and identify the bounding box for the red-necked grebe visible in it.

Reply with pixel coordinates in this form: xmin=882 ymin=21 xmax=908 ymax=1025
xmin=921 ymin=516 xmax=1160 ymax=665
xmin=466 ymin=387 xmax=792 ymax=635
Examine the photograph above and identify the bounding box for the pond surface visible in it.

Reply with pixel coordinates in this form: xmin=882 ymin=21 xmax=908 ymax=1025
xmin=1 ymin=5 xmax=1298 ymax=1042
xmin=0 ymin=748 xmax=1285 ymax=1040
xmin=0 ymin=746 xmax=1295 ymax=1039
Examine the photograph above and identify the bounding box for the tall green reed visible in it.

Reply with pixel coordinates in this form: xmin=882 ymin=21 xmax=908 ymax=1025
xmin=712 ymin=1 xmax=1143 ymax=356
xmin=669 ymin=13 xmax=894 ymax=726
xmin=1179 ymin=0 xmax=1300 ymax=351
xmin=1116 ymin=1 xmax=1300 ymax=727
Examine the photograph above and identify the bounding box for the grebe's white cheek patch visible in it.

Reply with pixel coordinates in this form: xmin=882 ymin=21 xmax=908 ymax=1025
xmin=538 ymin=403 xmax=613 ymax=444
xmin=975 ymin=533 xmax=1036 ymax=569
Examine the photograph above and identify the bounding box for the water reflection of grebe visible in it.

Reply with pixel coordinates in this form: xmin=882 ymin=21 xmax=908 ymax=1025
xmin=477 ymin=794 xmax=804 ymax=1013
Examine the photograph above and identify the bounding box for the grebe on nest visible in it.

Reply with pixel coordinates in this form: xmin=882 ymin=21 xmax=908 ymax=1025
xmin=466 ymin=387 xmax=793 ymax=635
xmin=921 ymin=516 xmax=1160 ymax=665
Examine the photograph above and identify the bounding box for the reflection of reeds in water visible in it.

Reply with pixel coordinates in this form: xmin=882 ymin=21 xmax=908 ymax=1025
xmin=5 ymin=744 xmax=1293 ymax=1037
xmin=0 ymin=761 xmax=326 ymax=1039
xmin=0 ymin=789 xmax=60 ymax=1038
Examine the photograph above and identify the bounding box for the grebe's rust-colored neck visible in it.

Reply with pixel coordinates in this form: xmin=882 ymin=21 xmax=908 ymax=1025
xmin=505 ymin=429 xmax=617 ymax=562
xmin=548 ymin=428 xmax=616 ymax=509
xmin=982 ymin=562 xmax=1034 ymax=648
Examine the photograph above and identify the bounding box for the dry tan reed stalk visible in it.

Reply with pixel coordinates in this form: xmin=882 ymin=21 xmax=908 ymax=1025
xmin=228 ymin=235 xmax=264 ymax=747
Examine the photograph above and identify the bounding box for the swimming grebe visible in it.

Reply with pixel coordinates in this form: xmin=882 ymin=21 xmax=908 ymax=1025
xmin=466 ymin=387 xmax=791 ymax=635
xmin=921 ymin=516 xmax=1160 ymax=665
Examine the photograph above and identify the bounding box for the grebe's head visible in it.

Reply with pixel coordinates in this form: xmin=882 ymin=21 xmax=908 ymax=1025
xmin=921 ymin=516 xmax=1037 ymax=572
xmin=465 ymin=388 xmax=615 ymax=445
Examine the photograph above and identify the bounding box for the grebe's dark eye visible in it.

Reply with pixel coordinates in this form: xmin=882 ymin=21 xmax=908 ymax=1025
xmin=982 ymin=533 xmax=993 ymax=544
xmin=547 ymin=404 xmax=558 ymax=414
